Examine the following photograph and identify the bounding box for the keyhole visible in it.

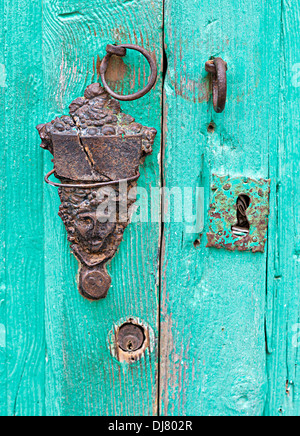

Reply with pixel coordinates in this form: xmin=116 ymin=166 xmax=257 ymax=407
xmin=117 ymin=323 xmax=145 ymax=353
xmin=232 ymin=194 xmax=251 ymax=237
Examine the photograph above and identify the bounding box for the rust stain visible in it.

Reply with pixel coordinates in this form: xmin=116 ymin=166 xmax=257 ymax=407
xmin=170 ymin=76 xmax=210 ymax=103
xmin=95 ymin=55 xmax=101 ymax=80
xmin=237 ymin=92 xmax=245 ymax=103
xmin=286 ymin=380 xmax=291 ymax=397
xmin=105 ymin=55 xmax=128 ymax=83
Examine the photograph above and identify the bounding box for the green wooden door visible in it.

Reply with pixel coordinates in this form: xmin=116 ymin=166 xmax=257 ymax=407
xmin=0 ymin=0 xmax=299 ymax=417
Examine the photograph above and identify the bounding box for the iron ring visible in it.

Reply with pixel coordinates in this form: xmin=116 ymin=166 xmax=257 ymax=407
xmin=44 ymin=169 xmax=140 ymax=189
xmin=100 ymin=44 xmax=158 ymax=101
xmin=205 ymin=58 xmax=228 ymax=113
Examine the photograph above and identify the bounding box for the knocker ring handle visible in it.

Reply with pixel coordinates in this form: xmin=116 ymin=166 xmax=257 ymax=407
xmin=44 ymin=169 xmax=140 ymax=189
xmin=205 ymin=58 xmax=228 ymax=113
xmin=100 ymin=44 xmax=158 ymax=101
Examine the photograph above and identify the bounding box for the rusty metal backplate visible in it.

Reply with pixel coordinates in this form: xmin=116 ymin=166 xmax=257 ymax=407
xmin=207 ymin=175 xmax=271 ymax=253
xmin=36 ymin=83 xmax=157 ymax=300
xmin=51 ymin=133 xmax=98 ymax=181
xmin=81 ymin=135 xmax=142 ymax=180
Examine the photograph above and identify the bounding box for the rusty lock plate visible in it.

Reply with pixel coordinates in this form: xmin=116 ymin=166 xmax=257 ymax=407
xmin=207 ymin=175 xmax=271 ymax=253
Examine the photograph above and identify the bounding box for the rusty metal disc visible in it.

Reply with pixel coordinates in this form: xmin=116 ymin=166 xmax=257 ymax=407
xmin=79 ymin=266 xmax=111 ymax=300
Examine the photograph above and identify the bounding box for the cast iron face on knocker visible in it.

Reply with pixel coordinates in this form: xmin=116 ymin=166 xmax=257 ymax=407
xmin=37 ymin=45 xmax=157 ymax=300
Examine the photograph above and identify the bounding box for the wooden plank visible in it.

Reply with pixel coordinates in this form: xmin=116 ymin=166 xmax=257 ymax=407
xmin=265 ymin=0 xmax=300 ymax=416
xmin=42 ymin=0 xmax=162 ymax=415
xmin=0 ymin=0 xmax=6 ymax=416
xmin=2 ymin=0 xmax=45 ymax=416
xmin=161 ymin=0 xmax=281 ymax=415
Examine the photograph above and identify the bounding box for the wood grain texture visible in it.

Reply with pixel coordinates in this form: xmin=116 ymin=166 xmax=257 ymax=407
xmin=265 ymin=0 xmax=300 ymax=416
xmin=1 ymin=0 xmax=46 ymax=416
xmin=42 ymin=0 xmax=162 ymax=416
xmin=1 ymin=0 xmax=299 ymax=417
xmin=0 ymin=0 xmax=6 ymax=416
xmin=161 ymin=0 xmax=281 ymax=416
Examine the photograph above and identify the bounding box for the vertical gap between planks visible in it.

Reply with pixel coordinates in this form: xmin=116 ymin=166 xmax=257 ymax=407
xmin=264 ymin=0 xmax=284 ymax=415
xmin=157 ymin=0 xmax=167 ymax=417
xmin=41 ymin=0 xmax=46 ymax=415
xmin=1 ymin=0 xmax=7 ymax=415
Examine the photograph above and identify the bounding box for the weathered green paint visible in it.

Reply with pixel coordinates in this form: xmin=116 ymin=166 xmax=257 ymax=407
xmin=264 ymin=0 xmax=300 ymax=417
xmin=1 ymin=0 xmax=163 ymax=417
xmin=0 ymin=0 xmax=6 ymax=415
xmin=1 ymin=0 xmax=45 ymax=416
xmin=42 ymin=0 xmax=163 ymax=417
xmin=207 ymin=175 xmax=270 ymax=252
xmin=161 ymin=0 xmax=298 ymax=417
xmin=0 ymin=0 xmax=299 ymax=417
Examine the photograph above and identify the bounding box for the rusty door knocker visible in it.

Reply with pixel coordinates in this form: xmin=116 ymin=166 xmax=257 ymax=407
xmin=37 ymin=44 xmax=157 ymax=301
xmin=205 ymin=58 xmax=228 ymax=113
xmin=100 ymin=44 xmax=158 ymax=101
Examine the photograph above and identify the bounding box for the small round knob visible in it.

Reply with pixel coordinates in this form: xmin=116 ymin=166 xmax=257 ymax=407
xmin=79 ymin=266 xmax=111 ymax=300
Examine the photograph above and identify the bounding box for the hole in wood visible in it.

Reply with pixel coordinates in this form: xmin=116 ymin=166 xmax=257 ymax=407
xmin=231 ymin=194 xmax=251 ymax=237
xmin=193 ymin=239 xmax=201 ymax=248
xmin=207 ymin=122 xmax=216 ymax=133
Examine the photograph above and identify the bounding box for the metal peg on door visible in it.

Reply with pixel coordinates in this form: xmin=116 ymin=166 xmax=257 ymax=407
xmin=205 ymin=58 xmax=228 ymax=113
